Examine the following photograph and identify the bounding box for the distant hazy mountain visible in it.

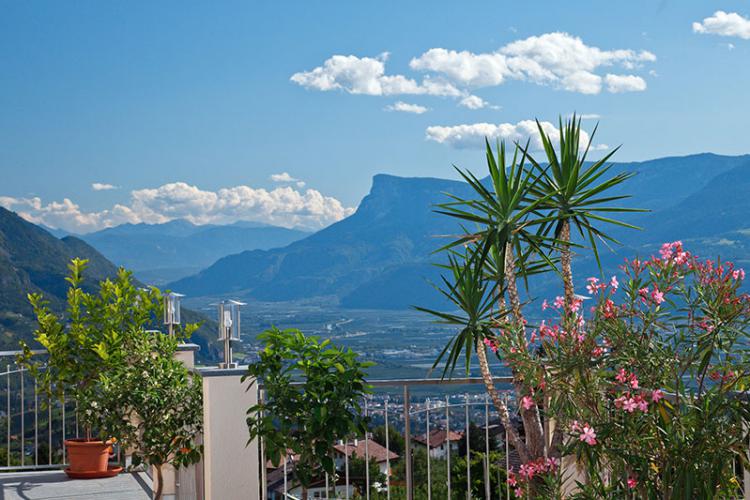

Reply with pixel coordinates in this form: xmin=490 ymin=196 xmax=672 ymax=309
xmin=169 ymin=153 xmax=750 ymax=309
xmin=0 ymin=208 xmax=220 ymax=360
xmin=80 ymin=220 xmax=309 ymax=285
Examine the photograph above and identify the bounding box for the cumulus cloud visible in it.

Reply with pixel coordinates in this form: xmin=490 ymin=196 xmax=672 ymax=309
xmin=291 ymin=32 xmax=655 ymax=110
xmin=0 ymin=182 xmax=354 ymax=233
xmin=270 ymin=172 xmax=297 ymax=183
xmin=92 ymin=183 xmax=117 ymax=191
xmin=693 ymin=11 xmax=750 ymax=40
xmin=425 ymin=119 xmax=595 ymax=150
xmin=604 ymin=74 xmax=647 ymax=93
xmin=410 ymin=32 xmax=655 ymax=94
xmin=290 ymin=53 xmax=461 ymax=97
xmin=459 ymin=95 xmax=489 ymax=109
xmin=385 ymin=101 xmax=428 ymax=114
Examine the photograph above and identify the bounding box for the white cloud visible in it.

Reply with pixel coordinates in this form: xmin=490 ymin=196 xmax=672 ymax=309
xmin=410 ymin=32 xmax=655 ymax=95
xmin=292 ymin=33 xmax=655 ymax=108
xmin=385 ymin=101 xmax=428 ymax=114
xmin=728 ymin=43 xmax=736 ymax=50
xmin=459 ymin=95 xmax=489 ymax=109
xmin=425 ymin=119 xmax=595 ymax=150
xmin=270 ymin=172 xmax=298 ymax=183
xmin=0 ymin=182 xmax=354 ymax=233
xmin=693 ymin=11 xmax=750 ymax=40
xmin=92 ymin=183 xmax=117 ymax=191
xmin=573 ymin=113 xmax=602 ymax=120
xmin=290 ymin=53 xmax=461 ymax=97
xmin=604 ymin=74 xmax=647 ymax=93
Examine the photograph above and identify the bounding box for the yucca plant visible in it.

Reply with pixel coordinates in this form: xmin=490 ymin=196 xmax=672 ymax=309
xmin=524 ymin=114 xmax=644 ymax=308
xmin=419 ymin=140 xmax=559 ymax=461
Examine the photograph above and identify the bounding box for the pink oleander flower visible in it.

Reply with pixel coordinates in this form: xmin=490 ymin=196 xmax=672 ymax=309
xmin=579 ymin=424 xmax=597 ymax=445
xmin=521 ymin=396 xmax=534 ymax=410
xmin=638 ymin=287 xmax=650 ymax=301
xmin=576 ymin=313 xmax=585 ymax=328
xmin=627 ymin=477 xmax=637 ymax=489
xmin=553 ymin=296 xmax=565 ymax=309
xmin=629 ymin=374 xmax=639 ymax=389
xmin=542 ymin=299 xmax=550 ymax=311
xmin=507 ymin=472 xmax=517 ymax=487
xmin=660 ymin=241 xmax=689 ymax=265
xmin=733 ymin=269 xmax=746 ymax=281
xmin=514 ymin=488 xmax=523 ymax=498
xmin=592 ymin=346 xmax=604 ymax=357
xmin=586 ymin=277 xmax=600 ymax=294
xmin=483 ymin=337 xmax=498 ymax=353
xmin=571 ymin=297 xmax=583 ymax=312
xmin=602 ymin=299 xmax=617 ymax=319
xmin=610 ymin=275 xmax=619 ymax=291
xmin=634 ymin=395 xmax=648 ymax=412
xmin=570 ymin=420 xmax=581 ymax=433
xmin=615 ymin=368 xmax=628 ymax=384
xmin=651 ymin=389 xmax=664 ymax=402
xmin=623 ymin=398 xmax=637 ymax=413
xmin=651 ymin=287 xmax=665 ymax=305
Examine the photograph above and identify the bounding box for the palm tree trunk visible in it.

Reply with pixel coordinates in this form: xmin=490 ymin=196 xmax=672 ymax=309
xmin=475 ymin=343 xmax=529 ymax=463
xmin=504 ymin=243 xmax=546 ymax=460
xmin=504 ymin=244 xmax=523 ymax=322
xmin=560 ymin=221 xmax=575 ymax=308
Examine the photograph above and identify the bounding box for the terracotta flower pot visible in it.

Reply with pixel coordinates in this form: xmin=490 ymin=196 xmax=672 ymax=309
xmin=64 ymin=439 xmax=119 ymax=479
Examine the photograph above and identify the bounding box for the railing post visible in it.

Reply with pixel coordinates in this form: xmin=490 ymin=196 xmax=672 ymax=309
xmin=446 ymin=395 xmax=451 ymax=499
xmin=404 ymin=385 xmax=413 ymax=500
xmin=465 ymin=393 xmax=470 ymax=500
xmin=201 ymin=366 xmax=260 ymax=500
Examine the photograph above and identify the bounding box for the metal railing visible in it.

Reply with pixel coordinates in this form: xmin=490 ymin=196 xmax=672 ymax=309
xmin=259 ymin=376 xmax=517 ymax=500
xmin=0 ymin=350 xmax=82 ymax=471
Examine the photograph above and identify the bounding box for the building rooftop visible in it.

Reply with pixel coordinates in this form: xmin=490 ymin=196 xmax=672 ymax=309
xmin=333 ymin=438 xmax=399 ymax=463
xmin=413 ymin=429 xmax=464 ymax=448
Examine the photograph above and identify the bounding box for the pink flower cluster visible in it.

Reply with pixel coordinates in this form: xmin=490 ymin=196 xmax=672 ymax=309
xmin=483 ymin=337 xmax=499 ymax=353
xmin=637 ymin=286 xmax=665 ymax=305
xmin=508 ymin=457 xmax=559 ymax=497
xmin=571 ymin=420 xmax=597 ymax=445
xmin=614 ymin=389 xmax=663 ymax=413
xmin=659 ymin=241 xmax=690 ymax=265
xmin=543 ymin=295 xmax=583 ymax=313
xmin=709 ymin=370 xmax=736 ymax=383
xmin=586 ymin=276 xmax=619 ymax=295
xmin=615 ymin=368 xmax=639 ymax=389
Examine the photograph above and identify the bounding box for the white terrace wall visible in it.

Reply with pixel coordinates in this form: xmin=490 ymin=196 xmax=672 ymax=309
xmin=200 ymin=367 xmax=260 ymax=500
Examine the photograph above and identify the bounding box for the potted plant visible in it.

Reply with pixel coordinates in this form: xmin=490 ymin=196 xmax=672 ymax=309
xmin=18 ymin=258 xmax=163 ymax=478
xmin=102 ymin=327 xmax=203 ymax=499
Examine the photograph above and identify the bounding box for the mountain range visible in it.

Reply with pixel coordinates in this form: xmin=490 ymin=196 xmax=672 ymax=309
xmin=0 ymin=208 xmax=220 ymax=360
xmin=78 ymin=220 xmax=309 ymax=284
xmin=167 ymin=153 xmax=750 ymax=309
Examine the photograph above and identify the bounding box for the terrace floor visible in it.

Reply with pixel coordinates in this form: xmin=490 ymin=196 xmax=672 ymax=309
xmin=0 ymin=470 xmax=151 ymax=499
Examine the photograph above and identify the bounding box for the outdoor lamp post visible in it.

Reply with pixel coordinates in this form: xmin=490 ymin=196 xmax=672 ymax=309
xmin=217 ymin=299 xmax=245 ymax=369
xmin=164 ymin=292 xmax=184 ymax=336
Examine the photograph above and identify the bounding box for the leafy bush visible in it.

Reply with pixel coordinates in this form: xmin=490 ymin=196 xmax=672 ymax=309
xmin=244 ymin=327 xmax=373 ymax=495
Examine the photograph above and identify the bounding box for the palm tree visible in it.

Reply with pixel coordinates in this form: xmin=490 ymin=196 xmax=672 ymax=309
xmin=524 ymin=115 xmax=644 ymax=309
xmin=419 ymin=140 xmax=556 ymax=461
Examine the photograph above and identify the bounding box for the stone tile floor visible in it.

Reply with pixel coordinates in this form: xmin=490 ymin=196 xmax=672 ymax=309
xmin=0 ymin=470 xmax=151 ymax=499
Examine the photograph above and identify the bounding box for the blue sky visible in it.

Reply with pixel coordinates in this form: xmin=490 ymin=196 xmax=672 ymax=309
xmin=1 ymin=1 xmax=749 ymax=232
